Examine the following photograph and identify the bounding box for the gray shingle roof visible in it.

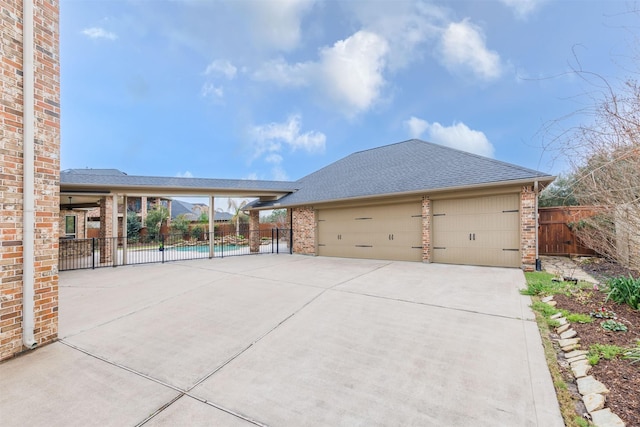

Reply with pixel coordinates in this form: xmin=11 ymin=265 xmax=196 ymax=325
xmin=61 ymin=170 xmax=299 ymax=192
xmin=255 ymin=139 xmax=553 ymax=207
xmin=171 ymin=200 xmax=234 ymax=221
xmin=62 ymin=168 xmax=127 ymax=176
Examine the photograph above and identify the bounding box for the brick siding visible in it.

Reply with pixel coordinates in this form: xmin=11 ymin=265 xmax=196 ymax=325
xmin=520 ymin=186 xmax=537 ymax=271
xmin=291 ymin=207 xmax=315 ymax=255
xmin=421 ymin=196 xmax=431 ymax=262
xmin=1 ymin=0 xmax=60 ymax=361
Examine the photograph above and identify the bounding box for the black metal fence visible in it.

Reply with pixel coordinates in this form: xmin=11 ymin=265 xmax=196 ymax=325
xmin=59 ymin=228 xmax=292 ymax=271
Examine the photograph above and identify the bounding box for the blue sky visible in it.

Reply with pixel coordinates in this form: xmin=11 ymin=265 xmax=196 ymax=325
xmin=61 ymin=0 xmax=637 ymax=187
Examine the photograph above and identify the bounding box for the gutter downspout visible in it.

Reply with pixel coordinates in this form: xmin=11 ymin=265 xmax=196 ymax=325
xmin=534 ymin=181 xmax=541 ymax=271
xmin=22 ymin=0 xmax=37 ymax=349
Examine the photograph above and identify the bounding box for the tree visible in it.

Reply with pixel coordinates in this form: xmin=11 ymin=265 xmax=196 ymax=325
xmin=538 ymin=174 xmax=579 ymax=207
xmin=227 ymin=198 xmax=248 ymax=236
xmin=549 ymin=75 xmax=640 ymax=269
xmin=127 ymin=212 xmax=142 ymax=239
xmin=145 ymin=205 xmax=169 ymax=241
xmin=171 ymin=213 xmax=190 ymax=238
xmin=261 ymin=209 xmax=287 ymax=227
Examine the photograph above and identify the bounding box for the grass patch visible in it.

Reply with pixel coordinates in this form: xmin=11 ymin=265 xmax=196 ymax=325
xmin=525 ymin=274 xmax=595 ymax=427
xmin=588 ymin=344 xmax=626 ymax=365
xmin=522 ymin=271 xmax=560 ymax=296
xmin=530 ymin=307 xmax=588 ymax=427
xmin=565 ymin=313 xmax=593 ymax=324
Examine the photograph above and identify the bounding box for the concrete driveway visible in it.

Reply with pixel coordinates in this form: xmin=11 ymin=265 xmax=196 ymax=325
xmin=0 ymin=255 xmax=562 ymax=427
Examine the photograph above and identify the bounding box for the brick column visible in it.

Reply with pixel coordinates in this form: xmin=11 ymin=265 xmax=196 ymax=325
xmin=249 ymin=210 xmax=260 ymax=253
xmin=99 ymin=197 xmax=113 ymax=264
xmin=0 ymin=0 xmax=60 ymax=361
xmin=520 ymin=186 xmax=536 ymax=271
xmin=421 ymin=196 xmax=431 ymax=262
xmin=292 ymin=207 xmax=316 ymax=255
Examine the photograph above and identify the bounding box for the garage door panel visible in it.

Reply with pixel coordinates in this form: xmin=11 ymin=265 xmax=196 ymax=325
xmin=432 ymin=195 xmax=520 ymax=268
xmin=318 ymin=203 xmax=422 ymax=262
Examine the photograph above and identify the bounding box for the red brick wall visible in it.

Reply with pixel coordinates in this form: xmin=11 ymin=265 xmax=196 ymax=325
xmin=520 ymin=186 xmax=536 ymax=271
xmin=292 ymin=207 xmax=315 ymax=255
xmin=1 ymin=0 xmax=60 ymax=361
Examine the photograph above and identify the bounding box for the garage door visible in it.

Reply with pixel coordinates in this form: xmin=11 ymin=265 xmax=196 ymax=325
xmin=432 ymin=194 xmax=520 ymax=268
xmin=317 ymin=203 xmax=422 ymax=261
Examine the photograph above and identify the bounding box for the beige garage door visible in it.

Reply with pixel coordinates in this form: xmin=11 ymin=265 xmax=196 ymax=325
xmin=317 ymin=203 xmax=422 ymax=261
xmin=432 ymin=194 xmax=520 ymax=268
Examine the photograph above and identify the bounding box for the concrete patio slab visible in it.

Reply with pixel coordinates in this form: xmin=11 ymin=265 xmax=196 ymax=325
xmin=64 ymin=274 xmax=323 ymax=390
xmin=144 ymin=395 xmax=255 ymax=427
xmin=191 ymin=289 xmax=554 ymax=427
xmin=0 ymin=343 xmax=178 ymax=427
xmin=0 ymin=255 xmax=563 ymax=427
xmin=336 ymin=261 xmax=532 ymax=319
xmin=60 ymin=262 xmax=233 ymax=337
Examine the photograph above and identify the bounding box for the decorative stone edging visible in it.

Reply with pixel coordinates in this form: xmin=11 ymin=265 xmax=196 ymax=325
xmin=541 ymin=295 xmax=626 ymax=427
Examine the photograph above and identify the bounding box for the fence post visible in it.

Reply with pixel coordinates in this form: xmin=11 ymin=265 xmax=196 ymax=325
xmin=161 ymin=234 xmax=165 ymax=264
xmin=92 ymin=238 xmax=96 ymax=269
xmin=271 ymin=228 xmax=274 ymax=253
xmin=289 ymin=227 xmax=293 ymax=254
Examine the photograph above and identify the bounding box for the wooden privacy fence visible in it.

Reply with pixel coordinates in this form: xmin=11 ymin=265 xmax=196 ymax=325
xmin=538 ymin=207 xmax=597 ymax=256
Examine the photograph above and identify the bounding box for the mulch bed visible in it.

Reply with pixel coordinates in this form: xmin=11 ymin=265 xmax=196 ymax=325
xmin=551 ymin=260 xmax=640 ymax=427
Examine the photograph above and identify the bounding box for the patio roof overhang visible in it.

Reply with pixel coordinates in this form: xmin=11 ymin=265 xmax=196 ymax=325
xmin=60 ymin=172 xmax=300 ymax=209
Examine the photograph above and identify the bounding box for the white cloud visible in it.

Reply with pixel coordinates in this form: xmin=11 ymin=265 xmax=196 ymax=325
xmin=201 ymin=83 xmax=223 ymax=99
xmin=319 ymin=31 xmax=389 ymax=115
xmin=252 ymin=30 xmax=389 ymax=116
xmin=204 ymin=59 xmax=237 ymax=79
xmin=246 ymin=0 xmax=316 ymax=51
xmin=248 ymin=115 xmax=325 ymax=162
xmin=343 ymin=1 xmax=445 ymax=71
xmin=406 ymin=118 xmax=495 ymax=158
xmin=265 ymin=154 xmax=283 ymax=164
xmin=81 ymin=27 xmax=117 ymax=40
xmin=176 ymin=171 xmax=193 ymax=178
xmin=404 ymin=116 xmax=429 ymax=139
xmin=438 ymin=19 xmax=502 ymax=81
xmin=270 ymin=165 xmax=289 ymax=181
xmin=499 ymin=0 xmax=545 ymax=18
xmin=252 ymin=58 xmax=310 ymax=87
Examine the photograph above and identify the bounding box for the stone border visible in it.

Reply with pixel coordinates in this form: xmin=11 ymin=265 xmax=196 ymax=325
xmin=541 ymin=296 xmax=626 ymax=427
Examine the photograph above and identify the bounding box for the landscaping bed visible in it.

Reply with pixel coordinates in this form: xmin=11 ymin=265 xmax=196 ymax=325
xmin=553 ymin=292 xmax=640 ymax=426
xmin=526 ymin=259 xmax=640 ymax=427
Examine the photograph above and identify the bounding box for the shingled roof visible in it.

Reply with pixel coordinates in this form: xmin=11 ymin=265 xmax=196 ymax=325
xmin=252 ymin=139 xmax=553 ymax=208
xmin=61 ymin=170 xmax=299 ymax=193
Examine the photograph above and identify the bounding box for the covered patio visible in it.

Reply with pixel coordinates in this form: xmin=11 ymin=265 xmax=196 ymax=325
xmin=59 ymin=169 xmax=298 ymax=268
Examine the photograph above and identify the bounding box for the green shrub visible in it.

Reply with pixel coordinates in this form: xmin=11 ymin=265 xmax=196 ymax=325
xmin=127 ymin=212 xmax=142 ymax=239
xmin=191 ymin=225 xmax=204 ymax=240
xmin=606 ymin=275 xmax=640 ymax=309
xmin=600 ymin=320 xmax=628 ymax=332
xmin=171 ymin=214 xmax=190 ymax=238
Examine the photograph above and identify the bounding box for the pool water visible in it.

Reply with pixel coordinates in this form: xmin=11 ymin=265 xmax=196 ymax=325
xmin=172 ymin=244 xmax=242 ymax=253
